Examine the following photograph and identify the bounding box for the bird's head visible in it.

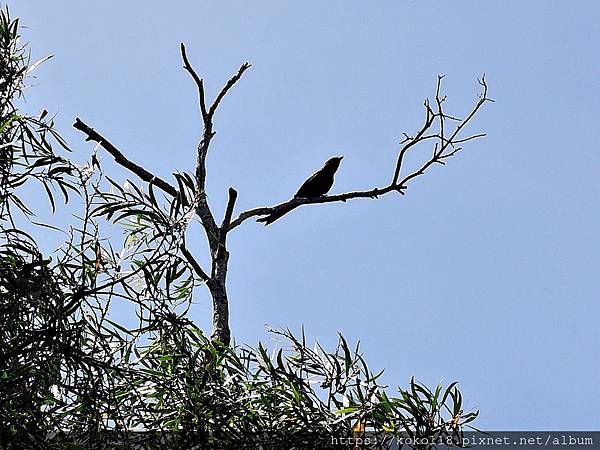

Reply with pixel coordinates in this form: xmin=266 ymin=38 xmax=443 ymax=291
xmin=324 ymin=155 xmax=343 ymax=169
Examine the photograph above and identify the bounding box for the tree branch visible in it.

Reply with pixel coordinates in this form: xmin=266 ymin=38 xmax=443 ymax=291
xmin=230 ymin=75 xmax=492 ymax=230
xmin=180 ymin=43 xmax=208 ymax=119
xmin=391 ymin=99 xmax=435 ymax=186
xmin=180 ymin=43 xmax=250 ymax=253
xmin=229 ymin=185 xmax=402 ymax=230
xmin=209 ymin=62 xmax=252 ymax=117
xmin=73 ymin=118 xmax=178 ymax=198
xmin=397 ymin=75 xmax=492 ymax=188
xmin=221 ymin=187 xmax=238 ymax=234
xmin=179 ymin=242 xmax=211 ymax=284
xmin=178 ymin=46 xmax=250 ymax=345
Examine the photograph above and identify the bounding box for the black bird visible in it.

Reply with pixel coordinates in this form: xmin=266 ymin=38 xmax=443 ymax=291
xmin=257 ymin=156 xmax=343 ymax=225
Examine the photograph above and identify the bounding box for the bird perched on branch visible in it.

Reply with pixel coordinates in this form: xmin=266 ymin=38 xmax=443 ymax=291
xmin=257 ymin=156 xmax=343 ymax=225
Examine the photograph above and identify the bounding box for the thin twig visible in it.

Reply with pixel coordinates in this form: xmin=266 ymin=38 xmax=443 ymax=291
xmin=180 ymin=43 xmax=208 ymax=118
xmin=391 ymin=99 xmax=435 ymax=185
xmin=209 ymin=63 xmax=251 ymax=117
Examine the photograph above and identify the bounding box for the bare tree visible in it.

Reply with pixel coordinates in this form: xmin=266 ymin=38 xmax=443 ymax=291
xmin=74 ymin=43 xmax=492 ymax=346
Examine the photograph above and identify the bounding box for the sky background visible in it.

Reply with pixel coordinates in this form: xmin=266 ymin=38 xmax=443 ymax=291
xmin=10 ymin=1 xmax=600 ymax=430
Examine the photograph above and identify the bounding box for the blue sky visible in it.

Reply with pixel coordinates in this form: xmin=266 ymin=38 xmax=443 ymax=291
xmin=11 ymin=1 xmax=600 ymax=430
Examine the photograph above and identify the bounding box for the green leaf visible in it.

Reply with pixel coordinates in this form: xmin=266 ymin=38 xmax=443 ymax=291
xmin=339 ymin=333 xmax=352 ymax=374
xmin=334 ymin=407 xmax=357 ymax=414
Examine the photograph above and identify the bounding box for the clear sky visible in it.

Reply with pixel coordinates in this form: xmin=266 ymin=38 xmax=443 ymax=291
xmin=11 ymin=1 xmax=600 ymax=430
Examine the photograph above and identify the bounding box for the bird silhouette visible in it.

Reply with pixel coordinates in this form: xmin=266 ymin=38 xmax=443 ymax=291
xmin=257 ymin=156 xmax=343 ymax=225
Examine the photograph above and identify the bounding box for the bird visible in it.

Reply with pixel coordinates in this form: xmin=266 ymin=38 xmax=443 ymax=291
xmin=257 ymin=156 xmax=343 ymax=225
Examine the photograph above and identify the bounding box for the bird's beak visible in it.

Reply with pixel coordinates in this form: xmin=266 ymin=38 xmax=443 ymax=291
xmin=336 ymin=156 xmax=344 ymax=161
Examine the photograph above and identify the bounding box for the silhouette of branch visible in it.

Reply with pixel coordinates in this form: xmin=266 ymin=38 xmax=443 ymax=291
xmin=180 ymin=242 xmax=210 ymax=283
xmin=229 ymin=185 xmax=403 ymax=230
xmin=210 ymin=63 xmax=252 ymax=117
xmin=398 ymin=75 xmax=492 ymax=187
xmin=180 ymin=43 xmax=208 ymax=119
xmin=180 ymin=43 xmax=250 ymax=255
xmin=221 ymin=187 xmax=238 ymax=235
xmin=179 ymin=44 xmax=250 ymax=345
xmin=230 ymin=75 xmax=492 ymax=230
xmin=73 ymin=118 xmax=178 ymax=198
xmin=391 ymin=98 xmax=435 ymax=186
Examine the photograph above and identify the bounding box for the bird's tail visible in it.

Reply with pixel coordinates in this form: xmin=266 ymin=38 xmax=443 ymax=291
xmin=256 ymin=204 xmax=298 ymax=226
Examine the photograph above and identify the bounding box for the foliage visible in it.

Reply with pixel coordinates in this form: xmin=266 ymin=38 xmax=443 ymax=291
xmin=0 ymin=7 xmax=478 ymax=449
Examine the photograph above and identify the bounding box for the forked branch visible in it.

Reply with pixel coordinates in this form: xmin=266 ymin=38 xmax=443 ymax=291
xmin=229 ymin=75 xmax=493 ymax=230
xmin=180 ymin=43 xmax=250 ymax=252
